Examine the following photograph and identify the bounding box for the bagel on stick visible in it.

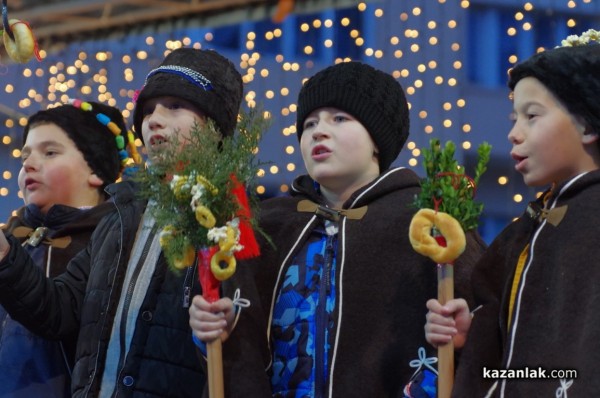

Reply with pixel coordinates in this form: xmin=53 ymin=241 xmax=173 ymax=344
xmin=3 ymin=19 xmax=35 ymax=63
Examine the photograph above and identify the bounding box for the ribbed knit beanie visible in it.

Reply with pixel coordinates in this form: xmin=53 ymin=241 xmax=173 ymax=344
xmin=296 ymin=61 xmax=410 ymax=171
xmin=23 ymin=102 xmax=123 ymax=186
xmin=133 ymin=48 xmax=243 ymax=140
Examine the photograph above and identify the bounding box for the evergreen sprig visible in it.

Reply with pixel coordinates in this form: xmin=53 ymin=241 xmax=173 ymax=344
xmin=134 ymin=107 xmax=270 ymax=271
xmin=413 ymin=139 xmax=491 ymax=231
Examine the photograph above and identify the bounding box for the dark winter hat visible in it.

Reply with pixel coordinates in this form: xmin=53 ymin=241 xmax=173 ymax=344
xmin=133 ymin=48 xmax=243 ymax=140
xmin=296 ymin=61 xmax=410 ymax=171
xmin=508 ymin=41 xmax=600 ymax=134
xmin=23 ymin=101 xmax=124 ymax=186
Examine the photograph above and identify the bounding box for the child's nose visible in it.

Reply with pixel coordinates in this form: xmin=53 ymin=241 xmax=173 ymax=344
xmin=507 ymin=124 xmax=522 ymax=144
xmin=310 ymin=121 xmax=330 ymax=140
xmin=22 ymin=154 xmax=39 ymax=171
xmin=147 ymin=106 xmax=167 ymax=130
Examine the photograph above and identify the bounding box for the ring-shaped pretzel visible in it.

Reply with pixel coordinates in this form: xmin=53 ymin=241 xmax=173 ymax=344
xmin=218 ymin=225 xmax=237 ymax=252
xmin=159 ymin=226 xmax=176 ymax=249
xmin=195 ymin=205 xmax=216 ymax=228
xmin=172 ymin=243 xmax=196 ymax=270
xmin=3 ymin=19 xmax=34 ymax=63
xmin=409 ymin=208 xmax=466 ymax=264
xmin=172 ymin=177 xmax=191 ymax=200
xmin=210 ymin=250 xmax=236 ymax=281
xmin=196 ymin=175 xmax=218 ymax=196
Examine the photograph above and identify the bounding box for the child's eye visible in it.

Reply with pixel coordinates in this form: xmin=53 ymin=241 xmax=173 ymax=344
xmin=44 ymin=148 xmax=59 ymax=157
xmin=303 ymin=119 xmax=317 ymax=129
xmin=333 ymin=115 xmax=348 ymax=122
xmin=167 ymin=100 xmax=192 ymax=111
xmin=142 ymin=104 xmax=155 ymax=117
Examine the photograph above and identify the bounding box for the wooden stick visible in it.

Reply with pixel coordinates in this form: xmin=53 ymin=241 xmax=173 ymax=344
xmin=207 ymin=339 xmax=225 ymax=398
xmin=437 ymin=263 xmax=454 ymax=398
xmin=198 ymin=247 xmax=225 ymax=398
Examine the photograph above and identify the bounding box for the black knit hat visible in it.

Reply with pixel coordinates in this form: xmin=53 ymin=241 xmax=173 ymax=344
xmin=508 ymin=44 xmax=600 ymax=135
xmin=23 ymin=102 xmax=123 ymax=186
xmin=133 ymin=48 xmax=243 ymax=140
xmin=296 ymin=61 xmax=410 ymax=171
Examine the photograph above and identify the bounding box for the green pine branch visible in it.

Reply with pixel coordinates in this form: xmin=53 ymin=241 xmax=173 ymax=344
xmin=134 ymin=107 xmax=270 ymax=270
xmin=413 ymin=139 xmax=491 ymax=231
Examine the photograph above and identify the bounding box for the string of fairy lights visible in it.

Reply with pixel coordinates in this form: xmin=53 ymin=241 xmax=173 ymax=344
xmin=0 ymin=0 xmax=597 ymax=227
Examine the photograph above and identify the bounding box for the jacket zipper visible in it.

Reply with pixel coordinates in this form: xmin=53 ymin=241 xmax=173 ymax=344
xmin=46 ymin=245 xmax=74 ymax=376
xmin=114 ymin=229 xmax=156 ymax=394
xmin=182 ymin=259 xmax=197 ymax=308
xmin=85 ymin=199 xmax=125 ymax=397
xmin=315 ymin=233 xmax=334 ymax=398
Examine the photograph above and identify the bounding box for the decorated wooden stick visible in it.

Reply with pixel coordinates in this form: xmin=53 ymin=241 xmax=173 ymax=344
xmin=198 ymin=246 xmax=224 ymax=398
xmin=197 ymin=173 xmax=259 ymax=398
xmin=207 ymin=337 xmax=224 ymax=398
xmin=410 ymin=210 xmax=465 ymax=398
xmin=437 ymin=262 xmax=454 ymax=398
xmin=409 ymin=139 xmax=491 ymax=398
xmin=138 ymin=110 xmax=267 ymax=398
xmin=434 ymin=234 xmax=454 ymax=398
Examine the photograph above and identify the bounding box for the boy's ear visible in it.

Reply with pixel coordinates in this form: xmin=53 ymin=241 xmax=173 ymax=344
xmin=582 ymin=122 xmax=598 ymax=144
xmin=576 ymin=117 xmax=597 ymax=144
xmin=88 ymin=173 xmax=104 ymax=188
xmin=582 ymin=133 xmax=598 ymax=144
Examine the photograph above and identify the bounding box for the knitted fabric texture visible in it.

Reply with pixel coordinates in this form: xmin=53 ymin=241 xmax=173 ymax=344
xmin=296 ymin=61 xmax=410 ymax=171
xmin=133 ymin=48 xmax=243 ymax=140
xmin=23 ymin=102 xmax=123 ymax=185
xmin=508 ymin=44 xmax=600 ymax=134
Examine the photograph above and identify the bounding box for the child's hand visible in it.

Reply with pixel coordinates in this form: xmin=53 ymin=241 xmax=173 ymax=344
xmin=189 ymin=295 xmax=235 ymax=343
xmin=0 ymin=232 xmax=10 ymax=261
xmin=424 ymin=298 xmax=472 ymax=349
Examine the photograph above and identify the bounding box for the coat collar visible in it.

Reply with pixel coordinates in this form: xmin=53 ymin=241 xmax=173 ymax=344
xmin=290 ymin=167 xmax=421 ymax=210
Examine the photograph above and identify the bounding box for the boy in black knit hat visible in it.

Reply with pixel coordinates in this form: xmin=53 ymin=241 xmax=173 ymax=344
xmin=426 ymin=29 xmax=600 ymax=397
xmin=190 ymin=61 xmax=485 ymax=397
xmin=133 ymin=47 xmax=242 ymax=143
xmin=0 ymin=48 xmax=243 ymax=397
xmin=0 ymin=101 xmax=129 ymax=398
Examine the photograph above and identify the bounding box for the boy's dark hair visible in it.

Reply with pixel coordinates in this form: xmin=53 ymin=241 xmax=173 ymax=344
xmin=296 ymin=61 xmax=410 ymax=172
xmin=23 ymin=102 xmax=124 ymax=186
xmin=508 ymin=44 xmax=600 ymax=135
xmin=133 ymin=48 xmax=243 ymax=140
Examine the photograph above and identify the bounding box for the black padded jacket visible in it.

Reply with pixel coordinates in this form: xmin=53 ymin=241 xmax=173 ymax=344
xmin=0 ymin=180 xmax=205 ymax=397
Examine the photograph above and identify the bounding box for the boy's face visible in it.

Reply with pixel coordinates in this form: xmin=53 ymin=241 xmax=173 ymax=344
xmin=140 ymin=96 xmax=207 ymax=159
xmin=508 ymin=77 xmax=597 ymax=187
xmin=20 ymin=123 xmax=103 ymax=213
xmin=300 ymin=107 xmax=380 ymax=193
